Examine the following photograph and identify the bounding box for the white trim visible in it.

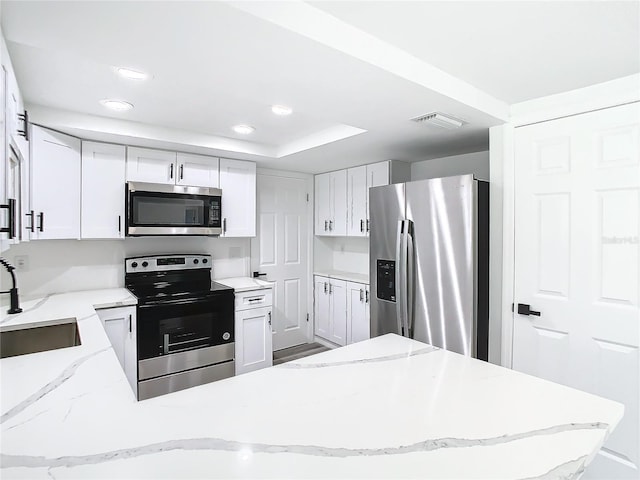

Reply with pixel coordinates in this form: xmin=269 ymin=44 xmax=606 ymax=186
xmin=492 ymin=75 xmax=639 ymax=369
xmin=252 ymin=168 xmax=315 ymax=344
xmin=313 ymin=335 xmax=339 ymax=350
xmin=510 ymin=74 xmax=640 ymax=127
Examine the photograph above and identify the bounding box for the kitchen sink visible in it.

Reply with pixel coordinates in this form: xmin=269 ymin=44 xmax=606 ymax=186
xmin=0 ymin=318 xmax=81 ymax=359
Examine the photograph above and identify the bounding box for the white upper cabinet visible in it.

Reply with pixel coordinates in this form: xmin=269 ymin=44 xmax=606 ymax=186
xmin=219 ymin=158 xmax=256 ymax=237
xmin=315 ymin=173 xmax=331 ymax=235
xmin=30 ymin=126 xmax=81 ymax=240
xmin=330 ymin=170 xmax=347 ymax=236
xmin=367 ymin=161 xmax=390 ymax=189
xmin=347 ymin=166 xmax=367 ymax=236
xmin=81 ymin=141 xmax=126 ymax=239
xmin=176 ymin=153 xmax=219 ymax=188
xmin=315 ymin=161 xmax=407 ymax=238
xmin=315 ymin=170 xmax=347 ymax=236
xmin=126 ymin=147 xmax=177 ymax=184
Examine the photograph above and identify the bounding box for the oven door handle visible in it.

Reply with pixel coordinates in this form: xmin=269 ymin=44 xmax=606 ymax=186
xmin=163 ymin=333 xmax=170 ymax=355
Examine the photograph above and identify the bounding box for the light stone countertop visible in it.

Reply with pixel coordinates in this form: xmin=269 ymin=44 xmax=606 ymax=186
xmin=216 ymin=276 xmax=273 ymax=292
xmin=0 ymin=289 xmax=624 ymax=479
xmin=314 ymin=270 xmax=369 ymax=284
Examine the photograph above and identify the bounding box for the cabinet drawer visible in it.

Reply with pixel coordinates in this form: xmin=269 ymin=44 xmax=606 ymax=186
xmin=235 ymin=289 xmax=273 ymax=310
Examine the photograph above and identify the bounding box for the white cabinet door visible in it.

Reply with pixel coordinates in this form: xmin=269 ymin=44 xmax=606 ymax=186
xmin=81 ymin=142 xmax=126 ymax=239
xmin=366 ymin=161 xmax=390 ymax=236
xmin=30 ymin=126 xmax=81 ymax=240
xmin=367 ymin=161 xmax=390 ymax=189
xmin=330 ymin=170 xmax=347 ymax=236
xmin=314 ymin=276 xmax=331 ymax=339
xmin=347 ymin=281 xmax=369 ymax=344
xmin=315 ymin=173 xmax=331 ymax=235
xmin=235 ymin=306 xmax=273 ymax=375
xmin=219 ymin=158 xmax=256 ymax=237
xmin=97 ymin=306 xmax=137 ymax=396
xmin=347 ymin=166 xmax=367 ymax=237
xmin=176 ymin=153 xmax=219 ymax=188
xmin=126 ymin=147 xmax=177 ymax=184
xmin=329 ymin=279 xmax=347 ymax=346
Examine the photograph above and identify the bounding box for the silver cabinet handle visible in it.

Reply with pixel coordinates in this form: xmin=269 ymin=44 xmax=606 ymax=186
xmin=365 ymin=290 xmax=369 ymax=303
xmin=169 ymin=163 xmax=174 ymax=180
xmin=128 ymin=314 xmax=132 ymax=333
xmin=360 ymin=219 xmax=364 ymax=232
xmin=324 ymin=220 xmax=328 ymax=231
xmin=359 ymin=289 xmax=364 ymax=302
xmin=323 ymin=282 xmax=327 ymax=294
xmin=179 ymin=164 xmax=184 ymax=180
xmin=268 ymin=311 xmax=272 ymax=326
xmin=329 ymin=220 xmax=333 ymax=231
xmin=223 ymin=218 xmax=227 ymax=234
xmin=38 ymin=212 xmax=44 ymax=232
xmin=366 ymin=219 xmax=370 ymax=232
xmin=329 ymin=283 xmax=333 ymax=294
xmin=118 ymin=215 xmax=121 ymax=234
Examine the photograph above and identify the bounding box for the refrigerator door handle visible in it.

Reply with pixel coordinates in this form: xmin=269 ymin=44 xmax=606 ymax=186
xmin=395 ymin=219 xmax=409 ymax=337
xmin=405 ymin=219 xmax=415 ymax=339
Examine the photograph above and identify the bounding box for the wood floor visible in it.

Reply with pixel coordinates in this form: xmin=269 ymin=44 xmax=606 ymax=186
xmin=273 ymin=343 xmax=330 ymax=365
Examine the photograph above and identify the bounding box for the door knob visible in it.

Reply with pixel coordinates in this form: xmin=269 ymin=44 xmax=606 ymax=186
xmin=517 ymin=303 xmax=541 ymax=316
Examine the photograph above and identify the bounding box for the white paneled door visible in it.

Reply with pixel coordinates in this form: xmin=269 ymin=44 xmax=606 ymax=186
xmin=251 ymin=172 xmax=311 ymax=351
xmin=513 ymin=102 xmax=639 ymax=479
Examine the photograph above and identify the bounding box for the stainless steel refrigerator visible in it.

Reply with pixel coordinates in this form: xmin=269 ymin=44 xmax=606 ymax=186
xmin=369 ymin=174 xmax=489 ymax=360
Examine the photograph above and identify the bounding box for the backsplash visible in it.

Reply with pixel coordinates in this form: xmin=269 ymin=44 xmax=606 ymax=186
xmin=1 ymin=237 xmax=250 ymax=299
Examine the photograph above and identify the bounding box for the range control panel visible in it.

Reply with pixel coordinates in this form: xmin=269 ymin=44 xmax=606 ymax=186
xmin=125 ymin=254 xmax=211 ymax=273
xmin=376 ymin=259 xmax=396 ymax=302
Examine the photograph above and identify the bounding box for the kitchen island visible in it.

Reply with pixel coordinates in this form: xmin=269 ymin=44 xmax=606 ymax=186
xmin=0 ymin=290 xmax=623 ymax=479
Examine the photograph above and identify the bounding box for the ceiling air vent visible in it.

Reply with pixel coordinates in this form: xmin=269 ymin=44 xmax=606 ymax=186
xmin=411 ymin=112 xmax=466 ymax=129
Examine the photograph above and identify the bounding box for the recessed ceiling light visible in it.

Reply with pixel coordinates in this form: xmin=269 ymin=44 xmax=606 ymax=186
xmin=117 ymin=67 xmax=148 ymax=80
xmin=100 ymin=99 xmax=134 ymax=111
xmin=233 ymin=124 xmax=255 ymax=135
xmin=271 ymin=104 xmax=293 ymax=116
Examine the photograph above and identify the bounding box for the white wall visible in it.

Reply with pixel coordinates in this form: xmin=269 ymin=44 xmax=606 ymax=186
xmin=411 ymin=151 xmax=489 ymax=181
xmin=1 ymin=237 xmax=250 ymax=298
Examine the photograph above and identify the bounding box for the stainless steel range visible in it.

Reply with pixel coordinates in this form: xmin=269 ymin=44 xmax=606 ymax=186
xmin=125 ymin=254 xmax=234 ymax=400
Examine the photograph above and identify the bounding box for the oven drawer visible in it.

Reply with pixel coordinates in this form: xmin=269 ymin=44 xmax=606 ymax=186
xmin=235 ymin=288 xmax=273 ymax=311
xmin=138 ymin=359 xmax=234 ymax=400
xmin=138 ymin=343 xmax=234 ymax=381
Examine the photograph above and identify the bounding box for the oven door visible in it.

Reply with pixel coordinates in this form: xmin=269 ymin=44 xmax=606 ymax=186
xmin=137 ymin=293 xmax=234 ymax=382
xmin=126 ymin=182 xmax=222 ymax=236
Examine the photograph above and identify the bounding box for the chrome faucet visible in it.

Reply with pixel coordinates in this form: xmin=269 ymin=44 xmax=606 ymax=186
xmin=0 ymin=258 xmax=22 ymax=314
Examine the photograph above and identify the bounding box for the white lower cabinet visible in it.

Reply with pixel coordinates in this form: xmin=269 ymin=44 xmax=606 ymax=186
xmin=314 ymin=275 xmax=347 ymax=346
xmin=347 ymin=281 xmax=370 ymax=344
xmin=96 ymin=306 xmax=137 ymax=396
xmin=234 ymin=288 xmax=273 ymax=375
xmin=316 ymin=276 xmax=369 ymax=346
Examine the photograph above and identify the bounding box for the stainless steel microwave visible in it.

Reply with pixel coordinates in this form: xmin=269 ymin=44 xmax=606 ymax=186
xmin=126 ymin=182 xmax=222 ymax=236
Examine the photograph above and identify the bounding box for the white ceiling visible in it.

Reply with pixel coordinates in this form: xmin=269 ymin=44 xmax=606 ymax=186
xmin=1 ymin=1 xmax=638 ymax=173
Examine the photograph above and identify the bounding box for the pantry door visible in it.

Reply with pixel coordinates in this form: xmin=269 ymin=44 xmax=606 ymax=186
xmin=250 ymin=171 xmax=312 ymax=351
xmin=512 ymin=102 xmax=639 ymax=478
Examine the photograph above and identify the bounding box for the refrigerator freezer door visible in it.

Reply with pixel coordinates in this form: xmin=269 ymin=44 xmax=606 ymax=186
xmin=369 ymin=182 xmax=405 ymax=337
xmin=405 ymin=175 xmax=476 ymax=356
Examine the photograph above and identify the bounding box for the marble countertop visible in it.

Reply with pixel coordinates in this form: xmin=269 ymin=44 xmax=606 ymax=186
xmin=216 ymin=276 xmax=273 ymax=292
xmin=0 ymin=289 xmax=624 ymax=479
xmin=314 ymin=270 xmax=369 ymax=284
